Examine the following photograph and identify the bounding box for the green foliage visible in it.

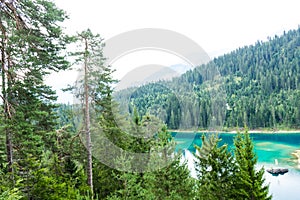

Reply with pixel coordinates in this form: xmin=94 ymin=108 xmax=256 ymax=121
xmin=115 ymin=27 xmax=300 ymax=130
xmin=146 ymin=127 xmax=195 ymax=200
xmin=0 ymin=1 xmax=287 ymax=199
xmin=233 ymin=130 xmax=272 ymax=200
xmin=194 ymin=134 xmax=236 ymax=200
xmin=0 ymin=188 xmax=23 ymax=200
xmin=194 ymin=132 xmax=272 ymax=200
xmin=0 ymin=165 xmax=19 ymax=198
xmin=146 ymin=158 xmax=195 ymax=200
xmin=108 ymin=116 xmax=195 ymax=200
xmin=0 ymin=1 xmax=76 ymax=199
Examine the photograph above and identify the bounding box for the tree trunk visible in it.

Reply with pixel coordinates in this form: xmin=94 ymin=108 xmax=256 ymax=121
xmin=0 ymin=20 xmax=14 ymax=180
xmin=84 ymin=38 xmax=93 ymax=196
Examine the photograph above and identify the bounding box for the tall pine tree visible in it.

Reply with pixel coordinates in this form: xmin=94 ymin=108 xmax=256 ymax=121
xmin=0 ymin=0 xmax=69 ymax=197
xmin=71 ymin=28 xmax=119 ymax=197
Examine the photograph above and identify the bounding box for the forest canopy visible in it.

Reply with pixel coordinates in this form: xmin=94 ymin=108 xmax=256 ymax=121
xmin=114 ymin=27 xmax=300 ymax=130
xmin=0 ymin=0 xmax=295 ymax=199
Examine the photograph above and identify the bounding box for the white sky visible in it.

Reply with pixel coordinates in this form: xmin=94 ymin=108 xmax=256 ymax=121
xmin=47 ymin=0 xmax=300 ymax=103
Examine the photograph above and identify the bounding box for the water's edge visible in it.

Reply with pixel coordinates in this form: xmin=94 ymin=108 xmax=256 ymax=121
xmin=174 ymin=132 xmax=300 ymax=200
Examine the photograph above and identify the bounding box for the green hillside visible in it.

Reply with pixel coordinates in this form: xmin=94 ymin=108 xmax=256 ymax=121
xmin=114 ymin=27 xmax=300 ymax=130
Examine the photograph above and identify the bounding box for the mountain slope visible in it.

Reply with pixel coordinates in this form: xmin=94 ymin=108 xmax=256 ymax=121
xmin=114 ymin=27 xmax=300 ymax=130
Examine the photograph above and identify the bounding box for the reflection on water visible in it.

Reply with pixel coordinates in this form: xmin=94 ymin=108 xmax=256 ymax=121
xmin=174 ymin=132 xmax=300 ymax=200
xmin=261 ymin=163 xmax=300 ymax=200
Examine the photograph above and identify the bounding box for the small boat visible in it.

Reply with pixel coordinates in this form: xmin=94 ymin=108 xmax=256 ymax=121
xmin=266 ymin=168 xmax=288 ymax=176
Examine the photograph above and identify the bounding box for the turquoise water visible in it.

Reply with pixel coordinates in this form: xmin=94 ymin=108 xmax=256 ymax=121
xmin=172 ymin=132 xmax=300 ymax=200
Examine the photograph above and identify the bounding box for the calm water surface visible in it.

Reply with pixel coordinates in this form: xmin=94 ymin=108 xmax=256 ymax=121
xmin=172 ymin=132 xmax=300 ymax=200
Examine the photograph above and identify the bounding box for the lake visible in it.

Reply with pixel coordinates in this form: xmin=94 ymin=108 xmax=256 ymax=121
xmin=172 ymin=132 xmax=300 ymax=200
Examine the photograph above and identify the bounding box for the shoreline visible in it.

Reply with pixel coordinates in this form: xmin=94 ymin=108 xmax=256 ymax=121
xmin=169 ymin=129 xmax=300 ymax=134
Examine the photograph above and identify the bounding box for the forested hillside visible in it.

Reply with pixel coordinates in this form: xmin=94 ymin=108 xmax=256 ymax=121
xmin=115 ymin=27 xmax=300 ymax=130
xmin=0 ymin=1 xmax=277 ymax=199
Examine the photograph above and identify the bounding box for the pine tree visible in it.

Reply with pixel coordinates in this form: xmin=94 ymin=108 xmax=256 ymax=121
xmin=71 ymin=29 xmax=119 ymax=197
xmin=233 ymin=130 xmax=272 ymax=200
xmin=0 ymin=0 xmax=69 ymax=197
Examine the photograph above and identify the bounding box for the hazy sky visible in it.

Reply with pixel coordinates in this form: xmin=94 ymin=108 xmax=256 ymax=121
xmin=48 ymin=0 xmax=300 ymax=103
xmin=54 ymin=0 xmax=299 ymax=54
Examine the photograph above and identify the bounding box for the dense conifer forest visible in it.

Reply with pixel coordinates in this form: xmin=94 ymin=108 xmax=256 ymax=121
xmin=115 ymin=27 xmax=300 ymax=130
xmin=1 ymin=0 xmax=296 ymax=199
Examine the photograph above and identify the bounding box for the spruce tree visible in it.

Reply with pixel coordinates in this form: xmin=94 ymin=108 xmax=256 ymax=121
xmin=146 ymin=126 xmax=195 ymax=200
xmin=194 ymin=134 xmax=236 ymax=200
xmin=93 ymin=83 xmax=133 ymax=199
xmin=108 ymin=115 xmax=196 ymax=199
xmin=233 ymin=130 xmax=272 ymax=200
xmin=106 ymin=113 xmax=157 ymax=200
